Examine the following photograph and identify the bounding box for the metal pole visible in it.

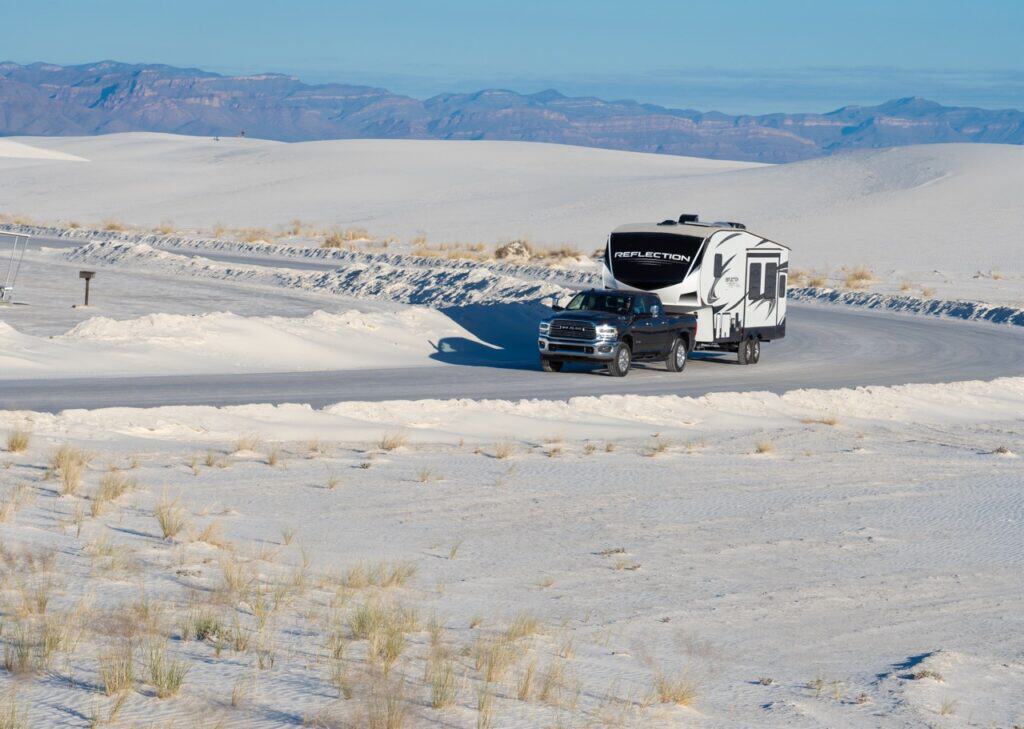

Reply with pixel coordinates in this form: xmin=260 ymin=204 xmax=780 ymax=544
xmin=84 ymin=277 xmax=90 ymax=306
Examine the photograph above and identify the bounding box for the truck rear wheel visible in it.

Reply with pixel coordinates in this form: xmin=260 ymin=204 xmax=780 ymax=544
xmin=607 ymin=342 xmax=631 ymax=377
xmin=666 ymin=337 xmax=688 ymax=373
xmin=541 ymin=357 xmax=564 ymax=372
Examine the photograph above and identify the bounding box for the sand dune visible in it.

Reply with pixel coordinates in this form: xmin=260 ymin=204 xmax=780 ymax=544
xmin=4 ymin=133 xmax=1021 ymax=275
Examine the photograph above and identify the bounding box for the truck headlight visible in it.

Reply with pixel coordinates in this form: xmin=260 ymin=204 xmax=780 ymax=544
xmin=595 ymin=324 xmax=617 ymax=338
xmin=539 ymin=321 xmax=550 ymax=334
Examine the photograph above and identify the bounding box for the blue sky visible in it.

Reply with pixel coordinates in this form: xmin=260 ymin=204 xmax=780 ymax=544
xmin=3 ymin=0 xmax=1022 ymax=113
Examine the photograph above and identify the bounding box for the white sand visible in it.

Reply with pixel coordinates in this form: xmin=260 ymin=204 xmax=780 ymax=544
xmin=4 ymin=134 xmax=1023 ymax=279
xmin=0 ymin=138 xmax=88 ymax=162
xmin=1 ymin=379 xmax=1021 ymax=727
xmin=0 ymin=308 xmax=492 ymax=379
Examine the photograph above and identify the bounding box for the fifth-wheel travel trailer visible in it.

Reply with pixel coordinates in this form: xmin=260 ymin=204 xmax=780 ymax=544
xmin=600 ymin=213 xmax=789 ymax=364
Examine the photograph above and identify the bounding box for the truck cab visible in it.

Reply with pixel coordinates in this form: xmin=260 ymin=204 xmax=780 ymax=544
xmin=538 ymin=289 xmax=697 ymax=377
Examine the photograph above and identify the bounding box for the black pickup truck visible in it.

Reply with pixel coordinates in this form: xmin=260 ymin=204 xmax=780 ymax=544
xmin=538 ymin=289 xmax=698 ymax=377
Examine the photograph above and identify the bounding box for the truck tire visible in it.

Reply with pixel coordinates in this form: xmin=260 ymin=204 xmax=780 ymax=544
xmin=541 ymin=357 xmax=564 ymax=372
xmin=666 ymin=337 xmax=688 ymax=373
xmin=607 ymin=342 xmax=632 ymax=377
xmin=737 ymin=337 xmax=754 ymax=365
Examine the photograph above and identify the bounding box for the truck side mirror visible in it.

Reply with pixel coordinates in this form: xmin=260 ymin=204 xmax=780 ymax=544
xmin=551 ymin=304 xmax=564 ymax=312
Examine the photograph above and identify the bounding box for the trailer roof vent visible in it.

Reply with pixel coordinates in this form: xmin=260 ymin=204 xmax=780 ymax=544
xmin=724 ymin=221 xmax=746 ymax=230
xmin=657 ymin=219 xmax=678 ymax=226
xmin=678 ymin=213 xmax=699 ymax=224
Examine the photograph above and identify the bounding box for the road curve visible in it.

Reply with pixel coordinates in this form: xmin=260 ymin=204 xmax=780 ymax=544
xmin=3 ymin=303 xmax=1023 ymax=413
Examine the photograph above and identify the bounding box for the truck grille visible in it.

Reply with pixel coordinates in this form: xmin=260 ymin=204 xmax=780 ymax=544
xmin=549 ymin=319 xmax=596 ymax=340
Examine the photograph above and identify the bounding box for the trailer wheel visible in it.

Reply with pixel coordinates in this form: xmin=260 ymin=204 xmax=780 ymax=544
xmin=737 ymin=338 xmax=754 ymax=365
xmin=541 ymin=357 xmax=564 ymax=373
xmin=607 ymin=342 xmax=632 ymax=377
xmin=666 ymin=337 xmax=687 ymax=373
xmin=750 ymin=338 xmax=761 ymax=364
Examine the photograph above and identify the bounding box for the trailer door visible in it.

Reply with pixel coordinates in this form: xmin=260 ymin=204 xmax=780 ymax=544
xmin=743 ymin=251 xmax=781 ymax=332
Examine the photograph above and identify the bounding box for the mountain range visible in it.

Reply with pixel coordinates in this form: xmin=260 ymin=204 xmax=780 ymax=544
xmin=2 ymin=60 xmax=1023 ymax=163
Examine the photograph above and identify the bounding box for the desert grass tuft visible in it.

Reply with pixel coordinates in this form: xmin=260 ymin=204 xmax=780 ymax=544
xmin=146 ymin=639 xmax=189 ymax=698
xmin=842 ymin=265 xmax=875 ymax=290
xmin=98 ymin=641 xmax=135 ymax=695
xmin=233 ymin=434 xmax=261 ymax=453
xmin=0 ymin=694 xmax=28 ymax=729
xmin=154 ymin=493 xmax=189 ymax=540
xmin=378 ymin=432 xmax=408 ymax=452
xmin=52 ymin=444 xmax=90 ymax=496
xmin=505 ymin=613 xmax=542 ymax=641
xmin=5 ymin=428 xmax=30 ymax=453
xmin=754 ymin=440 xmax=775 ymax=455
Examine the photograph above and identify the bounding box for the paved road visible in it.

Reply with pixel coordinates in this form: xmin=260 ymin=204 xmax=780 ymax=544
xmin=3 ymin=303 xmax=1023 ymax=412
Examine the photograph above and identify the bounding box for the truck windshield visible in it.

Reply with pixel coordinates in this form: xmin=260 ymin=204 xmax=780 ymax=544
xmin=565 ymin=291 xmax=634 ymax=314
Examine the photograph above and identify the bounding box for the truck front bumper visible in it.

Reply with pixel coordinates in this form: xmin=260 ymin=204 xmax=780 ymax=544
xmin=538 ymin=336 xmax=617 ymax=361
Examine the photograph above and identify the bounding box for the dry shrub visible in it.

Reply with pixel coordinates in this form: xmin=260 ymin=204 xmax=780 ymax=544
xmin=238 ymin=227 xmax=272 ymax=243
xmin=807 ymin=273 xmax=828 ymax=287
xmin=754 ymin=440 xmax=775 ymax=455
xmin=842 ymin=266 xmax=875 ymax=289
xmin=652 ymin=673 xmax=697 ymax=706
xmin=788 ymin=269 xmax=808 ymax=286
xmin=5 ymin=428 xmax=30 ymax=453
xmin=153 ymin=220 xmax=175 ymax=235
xmin=643 ymin=438 xmax=671 ymax=457
xmin=102 ymin=219 xmax=128 ymax=232
xmin=801 ymin=415 xmax=839 ymax=426
xmin=323 ymin=228 xmax=371 ymax=248
xmin=492 ymin=441 xmax=515 ymax=459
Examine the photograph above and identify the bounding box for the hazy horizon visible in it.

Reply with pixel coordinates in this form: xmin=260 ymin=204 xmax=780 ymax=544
xmin=3 ymin=0 xmax=1022 ymax=115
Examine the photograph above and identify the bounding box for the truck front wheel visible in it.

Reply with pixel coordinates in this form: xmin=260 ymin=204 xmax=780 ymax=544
xmin=607 ymin=342 xmax=632 ymax=377
xmin=541 ymin=357 xmax=564 ymax=372
xmin=666 ymin=337 xmax=688 ymax=373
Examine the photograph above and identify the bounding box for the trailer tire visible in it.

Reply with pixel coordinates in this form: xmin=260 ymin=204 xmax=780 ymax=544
xmin=541 ymin=357 xmax=564 ymax=373
xmin=607 ymin=342 xmax=632 ymax=377
xmin=737 ymin=338 xmax=754 ymax=365
xmin=750 ymin=338 xmax=761 ymax=364
xmin=666 ymin=337 xmax=688 ymax=373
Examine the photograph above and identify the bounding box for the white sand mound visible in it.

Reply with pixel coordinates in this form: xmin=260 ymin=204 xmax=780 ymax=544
xmin=3 ymin=133 xmax=1024 ymax=277
xmin=7 ymin=375 xmax=1023 ymax=443
xmin=0 ymin=138 xmax=87 ymax=161
xmin=0 ymin=308 xmax=494 ymax=379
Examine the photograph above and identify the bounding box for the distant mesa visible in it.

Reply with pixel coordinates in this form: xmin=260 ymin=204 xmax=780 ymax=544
xmin=1 ymin=61 xmax=1022 ymax=163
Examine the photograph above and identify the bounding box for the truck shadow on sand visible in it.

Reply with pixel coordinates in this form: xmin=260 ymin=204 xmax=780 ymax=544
xmin=430 ymin=302 xmax=544 ymax=370
xmin=431 ymin=302 xmax=734 ymax=372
